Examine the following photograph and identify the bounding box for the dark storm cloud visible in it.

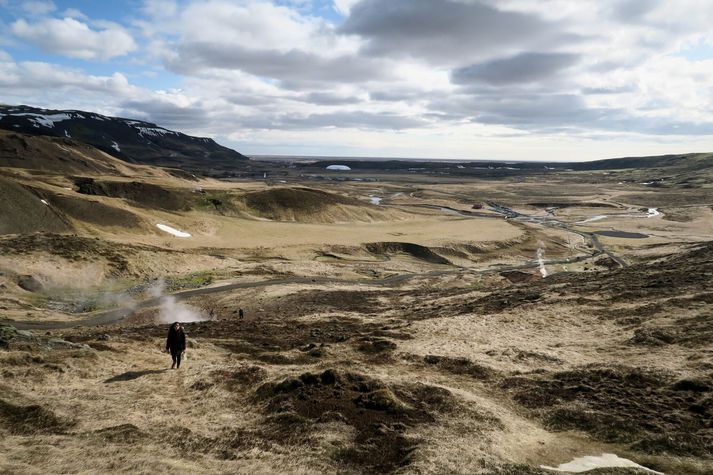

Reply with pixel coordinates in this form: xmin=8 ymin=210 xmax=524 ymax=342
xmin=369 ymin=90 xmax=426 ymax=102
xmin=610 ymin=0 xmax=660 ymax=22
xmin=451 ymin=52 xmax=580 ymax=85
xmin=430 ymin=91 xmax=713 ymax=136
xmin=427 ymin=91 xmax=606 ymax=132
xmin=217 ymin=110 xmax=427 ymax=131
xmin=339 ymin=0 xmax=579 ymax=64
xmin=298 ymin=92 xmax=364 ymax=105
xmin=581 ymin=85 xmax=636 ymax=94
xmin=279 ymin=110 xmax=427 ymax=130
xmin=165 ymin=42 xmax=388 ymax=85
xmin=121 ymin=98 xmax=210 ymax=128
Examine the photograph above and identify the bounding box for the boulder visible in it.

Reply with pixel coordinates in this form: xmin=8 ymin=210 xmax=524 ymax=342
xmin=17 ymin=275 xmax=43 ymax=292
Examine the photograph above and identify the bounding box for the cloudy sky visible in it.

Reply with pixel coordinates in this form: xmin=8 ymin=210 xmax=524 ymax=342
xmin=2 ymin=0 xmax=713 ymax=161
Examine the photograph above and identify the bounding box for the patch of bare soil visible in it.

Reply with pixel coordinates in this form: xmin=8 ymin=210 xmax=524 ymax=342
xmin=254 ymin=368 xmax=458 ymax=473
xmin=502 ymin=365 xmax=713 ymax=458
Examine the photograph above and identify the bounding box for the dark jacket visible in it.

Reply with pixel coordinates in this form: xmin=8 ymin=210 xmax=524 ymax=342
xmin=166 ymin=325 xmax=186 ymax=353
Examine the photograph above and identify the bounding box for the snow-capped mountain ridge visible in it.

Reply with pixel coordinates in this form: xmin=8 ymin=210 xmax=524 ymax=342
xmin=0 ymin=105 xmax=247 ymax=169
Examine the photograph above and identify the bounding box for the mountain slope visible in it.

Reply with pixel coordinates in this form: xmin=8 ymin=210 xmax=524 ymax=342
xmin=0 ymin=105 xmax=247 ymax=169
xmin=0 ymin=129 xmax=174 ymax=176
xmin=567 ymin=152 xmax=713 ymax=171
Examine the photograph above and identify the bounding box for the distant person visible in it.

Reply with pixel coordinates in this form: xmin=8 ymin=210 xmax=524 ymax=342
xmin=165 ymin=322 xmax=186 ymax=369
xmin=238 ymin=308 xmax=244 ymax=320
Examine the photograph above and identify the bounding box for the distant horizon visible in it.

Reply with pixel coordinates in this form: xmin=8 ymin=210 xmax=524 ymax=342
xmin=248 ymin=151 xmax=707 ymax=165
xmin=1 ymin=102 xmax=710 ymax=164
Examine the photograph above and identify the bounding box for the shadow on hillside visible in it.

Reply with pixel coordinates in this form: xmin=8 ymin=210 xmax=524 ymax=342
xmin=104 ymin=369 xmax=167 ymax=383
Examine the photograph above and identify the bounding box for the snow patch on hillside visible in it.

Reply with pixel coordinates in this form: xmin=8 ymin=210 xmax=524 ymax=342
xmin=541 ymin=453 xmax=663 ymax=473
xmin=13 ymin=113 xmax=72 ymax=128
xmin=156 ymin=223 xmax=191 ymax=238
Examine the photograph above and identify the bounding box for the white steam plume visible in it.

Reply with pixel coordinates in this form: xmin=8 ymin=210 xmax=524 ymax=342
xmin=536 ymin=247 xmax=548 ymax=278
xmin=148 ymin=279 xmax=207 ymax=323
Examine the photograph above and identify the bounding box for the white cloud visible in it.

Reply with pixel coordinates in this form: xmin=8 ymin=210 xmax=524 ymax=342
xmin=62 ymin=8 xmax=88 ymax=20
xmin=142 ymin=0 xmax=178 ymax=18
xmin=0 ymin=61 xmax=136 ymax=94
xmin=333 ymin=0 xmax=360 ymax=16
xmin=21 ymin=0 xmax=56 ymax=16
xmin=11 ymin=17 xmax=137 ymax=60
xmin=5 ymin=0 xmax=713 ymax=160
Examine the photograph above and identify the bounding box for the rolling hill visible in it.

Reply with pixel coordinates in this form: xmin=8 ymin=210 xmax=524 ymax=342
xmin=0 ymin=105 xmax=247 ymax=169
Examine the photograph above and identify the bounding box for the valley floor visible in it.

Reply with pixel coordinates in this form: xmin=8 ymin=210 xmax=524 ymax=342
xmin=1 ymin=169 xmax=712 ymax=474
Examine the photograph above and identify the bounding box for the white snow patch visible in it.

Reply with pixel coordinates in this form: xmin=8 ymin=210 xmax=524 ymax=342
xmin=156 ymin=224 xmax=191 ymax=238
xmin=40 ymin=199 xmax=49 ymax=206
xmin=326 ymin=164 xmax=351 ymax=171
xmin=64 ymin=130 xmax=71 ymax=138
xmin=130 ymin=123 xmax=177 ymax=137
xmin=541 ymin=453 xmax=663 ymax=473
xmin=111 ymin=141 xmax=120 ymax=152
xmin=13 ymin=113 xmax=72 ymax=128
xmin=647 ymin=208 xmax=660 ymax=217
xmin=369 ymin=196 xmax=382 ymax=205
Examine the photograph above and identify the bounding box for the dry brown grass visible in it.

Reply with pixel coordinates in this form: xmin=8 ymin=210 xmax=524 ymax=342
xmin=2 ymin=173 xmax=713 ymax=474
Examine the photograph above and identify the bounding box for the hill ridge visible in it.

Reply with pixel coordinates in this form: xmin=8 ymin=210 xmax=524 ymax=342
xmin=0 ymin=104 xmax=247 ymax=170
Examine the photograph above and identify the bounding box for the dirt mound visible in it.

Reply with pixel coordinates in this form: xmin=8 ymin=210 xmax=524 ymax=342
xmin=365 ymin=242 xmax=451 ymax=265
xmin=500 ymin=270 xmax=540 ymax=284
xmin=0 ymin=399 xmax=75 ymax=435
xmin=242 ymin=187 xmax=384 ymax=222
xmin=0 ymin=233 xmax=131 ymax=275
xmin=356 ymin=336 xmax=398 ymax=354
xmin=0 ymin=177 xmax=72 ymax=234
xmin=423 ymin=354 xmax=494 ymax=379
xmin=16 ymin=275 xmax=43 ymax=292
xmin=192 ymin=364 xmax=269 ymax=391
xmin=628 ymin=313 xmax=713 ymax=347
xmin=502 ymin=365 xmax=712 ymax=457
xmin=74 ymin=177 xmax=190 ymax=211
xmin=261 ymin=289 xmax=390 ymax=317
xmin=254 ymin=369 xmax=457 ymax=473
xmin=51 ymin=194 xmax=142 ymax=228
xmin=90 ymin=423 xmax=145 ymax=443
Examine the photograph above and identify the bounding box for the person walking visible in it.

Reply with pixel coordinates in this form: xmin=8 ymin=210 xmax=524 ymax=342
xmin=238 ymin=308 xmax=244 ymax=320
xmin=165 ymin=322 xmax=186 ymax=369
